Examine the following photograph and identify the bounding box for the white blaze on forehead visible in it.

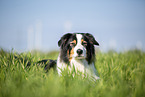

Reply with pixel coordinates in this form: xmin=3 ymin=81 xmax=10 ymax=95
xmin=76 ymin=34 xmax=82 ymax=45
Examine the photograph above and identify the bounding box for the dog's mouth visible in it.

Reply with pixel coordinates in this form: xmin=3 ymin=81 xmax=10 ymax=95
xmin=75 ymin=55 xmax=85 ymax=59
xmin=69 ymin=55 xmax=86 ymax=60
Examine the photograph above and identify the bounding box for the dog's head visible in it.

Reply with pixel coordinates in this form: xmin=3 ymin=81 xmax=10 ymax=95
xmin=58 ymin=33 xmax=99 ymax=64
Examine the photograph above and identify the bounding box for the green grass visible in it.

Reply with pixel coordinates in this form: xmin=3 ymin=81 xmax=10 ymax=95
xmin=0 ymin=49 xmax=145 ymax=97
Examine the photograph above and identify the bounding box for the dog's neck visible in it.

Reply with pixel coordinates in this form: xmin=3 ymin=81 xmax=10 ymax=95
xmin=70 ymin=58 xmax=89 ymax=72
xmin=57 ymin=54 xmax=99 ymax=80
xmin=57 ymin=54 xmax=93 ymax=74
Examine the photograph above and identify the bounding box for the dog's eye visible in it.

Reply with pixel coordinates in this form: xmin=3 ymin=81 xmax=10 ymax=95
xmin=82 ymin=41 xmax=87 ymax=46
xmin=70 ymin=42 xmax=76 ymax=46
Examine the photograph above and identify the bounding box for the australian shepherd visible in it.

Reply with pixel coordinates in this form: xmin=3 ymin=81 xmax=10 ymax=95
xmin=57 ymin=33 xmax=100 ymax=80
xmin=15 ymin=32 xmax=100 ymax=80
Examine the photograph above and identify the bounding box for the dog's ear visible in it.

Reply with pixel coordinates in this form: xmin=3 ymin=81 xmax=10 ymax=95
xmin=58 ymin=33 xmax=73 ymax=47
xmin=85 ymin=33 xmax=99 ymax=46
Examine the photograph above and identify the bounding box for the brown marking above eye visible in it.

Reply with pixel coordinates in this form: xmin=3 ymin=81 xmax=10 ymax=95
xmin=81 ymin=39 xmax=84 ymax=43
xmin=81 ymin=39 xmax=87 ymax=45
xmin=70 ymin=40 xmax=76 ymax=46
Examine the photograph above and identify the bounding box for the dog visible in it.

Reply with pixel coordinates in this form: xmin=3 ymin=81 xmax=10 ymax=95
xmin=57 ymin=33 xmax=100 ymax=80
xmin=15 ymin=32 xmax=100 ymax=80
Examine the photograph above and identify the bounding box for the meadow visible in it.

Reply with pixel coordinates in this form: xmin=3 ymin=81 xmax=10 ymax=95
xmin=0 ymin=49 xmax=145 ymax=97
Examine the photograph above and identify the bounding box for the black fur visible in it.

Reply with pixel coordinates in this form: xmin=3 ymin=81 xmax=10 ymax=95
xmin=58 ymin=33 xmax=76 ymax=64
xmin=14 ymin=56 xmax=56 ymax=71
xmin=83 ymin=33 xmax=99 ymax=64
xmin=37 ymin=59 xmax=57 ymax=71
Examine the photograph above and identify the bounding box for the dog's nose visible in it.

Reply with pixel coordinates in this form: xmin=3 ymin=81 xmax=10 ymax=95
xmin=77 ymin=49 xmax=83 ymax=55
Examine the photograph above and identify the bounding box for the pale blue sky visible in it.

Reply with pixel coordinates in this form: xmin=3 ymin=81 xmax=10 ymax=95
xmin=0 ymin=0 xmax=145 ymax=52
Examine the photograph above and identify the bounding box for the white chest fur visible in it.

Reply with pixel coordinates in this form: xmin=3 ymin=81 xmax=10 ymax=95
xmin=57 ymin=55 xmax=100 ymax=80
